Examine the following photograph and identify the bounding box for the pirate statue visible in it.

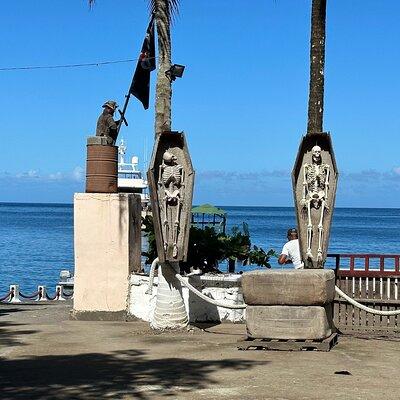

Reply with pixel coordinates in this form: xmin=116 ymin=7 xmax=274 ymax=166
xmin=96 ymin=100 xmax=121 ymax=145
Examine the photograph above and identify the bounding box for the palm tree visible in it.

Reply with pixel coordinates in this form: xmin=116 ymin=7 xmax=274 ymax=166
xmin=307 ymin=0 xmax=326 ymax=134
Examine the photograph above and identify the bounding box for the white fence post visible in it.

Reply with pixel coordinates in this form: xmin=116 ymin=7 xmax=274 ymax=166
xmin=37 ymin=285 xmax=47 ymax=301
xmin=55 ymin=285 xmax=66 ymax=301
xmin=9 ymin=285 xmax=21 ymax=303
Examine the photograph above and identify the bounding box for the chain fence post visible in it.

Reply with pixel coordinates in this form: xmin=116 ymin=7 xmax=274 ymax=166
xmin=9 ymin=285 xmax=21 ymax=303
xmin=37 ymin=285 xmax=47 ymax=301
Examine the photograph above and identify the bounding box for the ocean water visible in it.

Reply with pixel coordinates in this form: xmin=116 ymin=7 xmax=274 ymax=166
xmin=0 ymin=203 xmax=399 ymax=294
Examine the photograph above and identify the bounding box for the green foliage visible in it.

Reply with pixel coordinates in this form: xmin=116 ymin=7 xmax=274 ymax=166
xmin=248 ymin=246 xmax=278 ymax=269
xmin=142 ymin=216 xmax=276 ymax=271
xmin=141 ymin=215 xmax=157 ymax=264
xmin=219 ymin=223 xmax=251 ymax=262
xmin=184 ymin=226 xmax=225 ymax=271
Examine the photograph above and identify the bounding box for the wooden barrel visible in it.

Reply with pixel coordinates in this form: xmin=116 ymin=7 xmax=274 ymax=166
xmin=86 ymin=144 xmax=118 ymax=193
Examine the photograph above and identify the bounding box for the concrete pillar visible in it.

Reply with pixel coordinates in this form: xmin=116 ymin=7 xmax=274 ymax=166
xmin=71 ymin=193 xmax=141 ymax=320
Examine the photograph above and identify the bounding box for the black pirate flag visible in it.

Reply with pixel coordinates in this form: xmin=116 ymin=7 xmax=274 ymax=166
xmin=130 ymin=17 xmax=156 ymax=109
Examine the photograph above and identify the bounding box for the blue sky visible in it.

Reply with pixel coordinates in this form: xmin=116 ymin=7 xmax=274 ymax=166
xmin=0 ymin=0 xmax=399 ymax=207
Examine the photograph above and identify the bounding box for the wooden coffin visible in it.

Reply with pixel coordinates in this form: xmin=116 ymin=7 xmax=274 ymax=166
xmin=147 ymin=131 xmax=195 ymax=263
xmin=292 ymin=132 xmax=338 ymax=268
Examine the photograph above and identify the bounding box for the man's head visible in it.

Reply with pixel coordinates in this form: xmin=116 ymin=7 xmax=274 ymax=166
xmin=102 ymin=100 xmax=118 ymax=115
xmin=287 ymin=228 xmax=298 ymax=241
xmin=311 ymin=145 xmax=322 ymax=164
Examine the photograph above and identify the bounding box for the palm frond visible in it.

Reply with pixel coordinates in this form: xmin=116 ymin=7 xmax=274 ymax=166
xmin=88 ymin=0 xmax=95 ymax=9
xmin=149 ymin=0 xmax=180 ymax=22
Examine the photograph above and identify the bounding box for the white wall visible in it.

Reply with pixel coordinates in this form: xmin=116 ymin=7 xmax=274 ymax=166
xmin=129 ymin=273 xmax=245 ymax=323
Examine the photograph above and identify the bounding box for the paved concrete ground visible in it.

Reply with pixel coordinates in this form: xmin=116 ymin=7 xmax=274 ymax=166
xmin=0 ymin=302 xmax=399 ymax=400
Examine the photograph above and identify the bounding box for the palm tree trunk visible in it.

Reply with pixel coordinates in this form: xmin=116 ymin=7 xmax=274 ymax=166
xmin=306 ymin=0 xmax=326 ymax=134
xmin=151 ymin=262 xmax=188 ymax=329
xmin=154 ymin=0 xmax=172 ymax=138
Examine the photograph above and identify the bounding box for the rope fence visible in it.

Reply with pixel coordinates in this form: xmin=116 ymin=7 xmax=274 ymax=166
xmin=335 ymin=286 xmax=400 ymax=316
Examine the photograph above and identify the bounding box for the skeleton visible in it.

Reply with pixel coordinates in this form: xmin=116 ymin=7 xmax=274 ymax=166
xmin=301 ymin=145 xmax=330 ymax=262
xmin=158 ymin=151 xmax=185 ymax=258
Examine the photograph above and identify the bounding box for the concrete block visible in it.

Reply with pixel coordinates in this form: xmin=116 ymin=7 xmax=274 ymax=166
xmin=246 ymin=305 xmax=333 ymax=340
xmin=72 ymin=193 xmax=141 ymax=318
xmin=242 ymin=269 xmax=335 ymax=306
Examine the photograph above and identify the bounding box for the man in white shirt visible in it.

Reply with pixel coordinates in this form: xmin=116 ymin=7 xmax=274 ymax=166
xmin=278 ymin=228 xmax=304 ymax=269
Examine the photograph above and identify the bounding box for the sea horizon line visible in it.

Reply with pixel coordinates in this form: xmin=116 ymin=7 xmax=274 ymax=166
xmin=1 ymin=201 xmax=399 ymax=211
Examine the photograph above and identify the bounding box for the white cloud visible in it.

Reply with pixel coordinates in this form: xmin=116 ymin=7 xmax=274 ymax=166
xmin=49 ymin=172 xmax=63 ymax=180
xmin=344 ymin=169 xmax=400 ymax=182
xmin=197 ymin=169 xmax=290 ymax=182
xmin=16 ymin=169 xmax=40 ymax=179
xmin=72 ymin=166 xmax=84 ymax=182
xmin=4 ymin=166 xmax=84 ymax=183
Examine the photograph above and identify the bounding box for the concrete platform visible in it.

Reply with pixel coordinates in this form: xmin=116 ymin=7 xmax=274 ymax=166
xmin=1 ymin=302 xmax=400 ymax=400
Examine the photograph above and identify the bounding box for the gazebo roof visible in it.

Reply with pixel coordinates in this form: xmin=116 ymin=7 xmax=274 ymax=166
xmin=191 ymin=204 xmax=226 ymax=216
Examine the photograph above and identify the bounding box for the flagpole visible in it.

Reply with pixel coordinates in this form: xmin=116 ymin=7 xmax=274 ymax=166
xmin=117 ymin=93 xmax=130 ymax=135
xmin=117 ymin=14 xmax=155 ymax=137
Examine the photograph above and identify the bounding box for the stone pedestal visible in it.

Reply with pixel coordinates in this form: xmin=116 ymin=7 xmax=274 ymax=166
xmin=246 ymin=305 xmax=333 ymax=340
xmin=242 ymin=270 xmax=335 ymax=340
xmin=71 ymin=193 xmax=141 ymax=320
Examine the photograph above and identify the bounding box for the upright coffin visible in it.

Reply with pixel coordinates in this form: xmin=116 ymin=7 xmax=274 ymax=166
xmin=292 ymin=132 xmax=338 ymax=268
xmin=147 ymin=131 xmax=195 ymax=263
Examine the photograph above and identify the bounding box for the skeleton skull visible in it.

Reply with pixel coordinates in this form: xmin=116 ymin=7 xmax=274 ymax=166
xmin=312 ymin=145 xmax=321 ymax=163
xmin=163 ymin=151 xmax=177 ymax=164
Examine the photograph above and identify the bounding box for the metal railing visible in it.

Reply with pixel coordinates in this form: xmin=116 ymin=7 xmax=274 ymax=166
xmin=328 ymin=254 xmax=400 ymax=335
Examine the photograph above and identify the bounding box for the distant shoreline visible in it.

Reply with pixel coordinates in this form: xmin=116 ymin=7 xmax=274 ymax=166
xmin=0 ymin=202 xmax=399 ymax=210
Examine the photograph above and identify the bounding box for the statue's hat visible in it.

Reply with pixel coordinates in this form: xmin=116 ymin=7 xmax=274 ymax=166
xmin=102 ymin=100 xmax=118 ymax=111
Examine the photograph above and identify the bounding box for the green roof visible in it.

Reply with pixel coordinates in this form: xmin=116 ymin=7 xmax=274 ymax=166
xmin=191 ymin=204 xmax=226 ymax=216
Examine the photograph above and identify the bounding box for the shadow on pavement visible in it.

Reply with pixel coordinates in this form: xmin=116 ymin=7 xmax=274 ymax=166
xmin=0 ymin=307 xmax=39 ymax=348
xmin=0 ymin=349 xmax=266 ymax=399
